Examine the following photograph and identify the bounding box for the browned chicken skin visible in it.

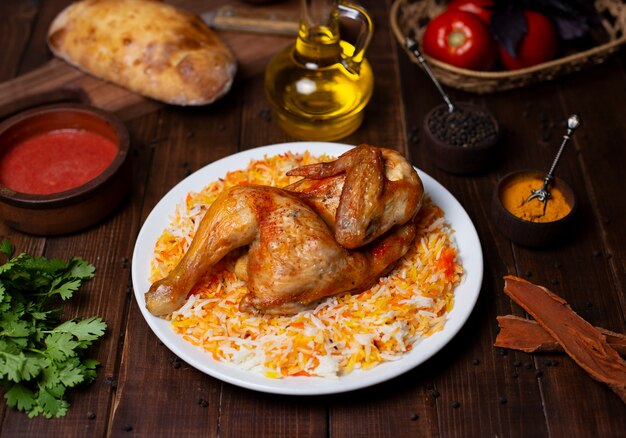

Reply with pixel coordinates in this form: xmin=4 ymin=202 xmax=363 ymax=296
xmin=286 ymin=144 xmax=423 ymax=249
xmin=145 ymin=145 xmax=423 ymax=316
xmin=145 ymin=185 xmax=417 ymax=316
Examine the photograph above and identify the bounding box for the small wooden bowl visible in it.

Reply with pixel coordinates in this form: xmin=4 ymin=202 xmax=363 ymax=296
xmin=423 ymin=102 xmax=500 ymax=174
xmin=492 ymin=170 xmax=578 ymax=248
xmin=0 ymin=103 xmax=131 ymax=235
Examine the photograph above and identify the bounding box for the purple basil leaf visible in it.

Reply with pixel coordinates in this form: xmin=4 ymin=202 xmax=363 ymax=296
xmin=553 ymin=16 xmax=589 ymax=40
xmin=490 ymin=7 xmax=527 ymax=57
xmin=526 ymin=0 xmax=593 ymax=18
xmin=522 ymin=0 xmax=599 ymax=40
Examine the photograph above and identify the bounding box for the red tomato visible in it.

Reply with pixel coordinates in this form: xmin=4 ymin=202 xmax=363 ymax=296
xmin=499 ymin=11 xmax=558 ymax=70
xmin=422 ymin=10 xmax=497 ymax=70
xmin=447 ymin=0 xmax=494 ymax=24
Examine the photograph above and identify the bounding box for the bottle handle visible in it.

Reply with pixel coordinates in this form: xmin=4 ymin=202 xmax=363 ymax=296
xmin=338 ymin=2 xmax=373 ymax=74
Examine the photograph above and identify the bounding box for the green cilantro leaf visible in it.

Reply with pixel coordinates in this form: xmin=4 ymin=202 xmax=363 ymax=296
xmin=1 ymin=319 xmax=33 ymax=338
xmin=39 ymin=359 xmax=61 ymax=390
xmin=22 ymin=257 xmax=67 ymax=276
xmin=0 ymin=259 xmax=16 ymax=276
xmin=0 ymin=350 xmax=27 ymax=381
xmin=54 ymin=318 xmax=108 ymax=346
xmin=57 ymin=358 xmax=84 ymax=388
xmin=66 ymin=258 xmax=96 ymax=280
xmin=50 ymin=278 xmax=82 ymax=301
xmin=4 ymin=383 xmax=36 ymax=412
xmin=37 ymin=388 xmax=69 ymax=419
xmin=0 ymin=241 xmax=106 ymax=418
xmin=0 ymin=240 xmax=14 ymax=259
xmin=21 ymin=354 xmax=43 ymax=380
xmin=44 ymin=332 xmax=80 ymax=362
xmin=80 ymin=358 xmax=100 ymax=384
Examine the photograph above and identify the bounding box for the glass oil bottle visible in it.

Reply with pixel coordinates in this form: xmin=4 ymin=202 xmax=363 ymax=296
xmin=264 ymin=0 xmax=374 ymax=141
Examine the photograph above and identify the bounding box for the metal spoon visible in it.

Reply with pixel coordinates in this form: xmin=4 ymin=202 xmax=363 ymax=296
xmin=526 ymin=114 xmax=581 ymax=212
xmin=405 ymin=37 xmax=455 ymax=113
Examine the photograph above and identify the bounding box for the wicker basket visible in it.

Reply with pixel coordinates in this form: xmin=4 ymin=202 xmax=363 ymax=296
xmin=391 ymin=0 xmax=626 ymax=93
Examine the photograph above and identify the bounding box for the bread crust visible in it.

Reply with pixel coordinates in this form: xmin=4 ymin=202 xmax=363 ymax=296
xmin=48 ymin=0 xmax=237 ymax=105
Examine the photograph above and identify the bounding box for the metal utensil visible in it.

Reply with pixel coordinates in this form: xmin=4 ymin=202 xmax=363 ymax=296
xmin=526 ymin=114 xmax=581 ymax=212
xmin=201 ymin=5 xmax=299 ymax=36
xmin=405 ymin=37 xmax=455 ymax=113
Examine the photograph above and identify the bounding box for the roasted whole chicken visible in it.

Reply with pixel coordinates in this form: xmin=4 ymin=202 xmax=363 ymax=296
xmin=145 ymin=145 xmax=424 ymax=316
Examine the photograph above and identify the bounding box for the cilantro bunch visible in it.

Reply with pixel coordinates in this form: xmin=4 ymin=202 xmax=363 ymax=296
xmin=0 ymin=240 xmax=107 ymax=418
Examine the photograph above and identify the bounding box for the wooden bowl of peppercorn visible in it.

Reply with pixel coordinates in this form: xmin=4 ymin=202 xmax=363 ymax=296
xmin=423 ymin=102 xmax=499 ymax=174
xmin=492 ymin=170 xmax=578 ymax=247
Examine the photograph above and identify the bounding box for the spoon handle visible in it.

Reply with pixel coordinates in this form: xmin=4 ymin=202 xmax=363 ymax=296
xmin=406 ymin=37 xmax=455 ymax=113
xmin=526 ymin=114 xmax=581 ymax=207
xmin=544 ymin=114 xmax=581 ymax=184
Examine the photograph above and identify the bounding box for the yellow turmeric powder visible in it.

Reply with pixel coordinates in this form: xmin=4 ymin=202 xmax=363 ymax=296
xmin=501 ymin=175 xmax=571 ymax=223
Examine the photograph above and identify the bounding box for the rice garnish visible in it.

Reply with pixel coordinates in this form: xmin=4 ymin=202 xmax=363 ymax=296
xmin=150 ymin=151 xmax=463 ymax=378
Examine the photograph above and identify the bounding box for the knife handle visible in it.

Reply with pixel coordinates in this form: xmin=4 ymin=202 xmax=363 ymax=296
xmin=203 ymin=5 xmax=299 ymax=36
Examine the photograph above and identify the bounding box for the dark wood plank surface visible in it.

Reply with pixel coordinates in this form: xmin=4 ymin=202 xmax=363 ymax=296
xmin=1 ymin=1 xmax=624 ymax=436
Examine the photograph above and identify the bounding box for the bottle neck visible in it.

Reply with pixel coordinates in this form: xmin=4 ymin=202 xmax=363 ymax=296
xmin=294 ymin=0 xmax=342 ymax=66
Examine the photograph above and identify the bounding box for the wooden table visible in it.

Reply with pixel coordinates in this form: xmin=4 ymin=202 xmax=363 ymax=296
xmin=1 ymin=1 xmax=625 ymax=436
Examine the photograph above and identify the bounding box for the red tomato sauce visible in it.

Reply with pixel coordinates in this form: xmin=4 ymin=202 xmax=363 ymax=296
xmin=0 ymin=129 xmax=118 ymax=195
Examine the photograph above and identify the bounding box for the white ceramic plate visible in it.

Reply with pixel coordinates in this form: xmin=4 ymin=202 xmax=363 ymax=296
xmin=131 ymin=142 xmax=483 ymax=395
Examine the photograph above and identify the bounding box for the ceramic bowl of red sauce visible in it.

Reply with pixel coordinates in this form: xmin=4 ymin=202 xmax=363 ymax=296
xmin=0 ymin=103 xmax=131 ymax=235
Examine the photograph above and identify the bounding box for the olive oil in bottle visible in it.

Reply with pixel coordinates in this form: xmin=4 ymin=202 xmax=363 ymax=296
xmin=264 ymin=0 xmax=374 ymax=141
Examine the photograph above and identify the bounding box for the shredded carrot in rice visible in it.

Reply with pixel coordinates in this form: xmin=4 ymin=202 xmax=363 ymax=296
xmin=150 ymin=151 xmax=463 ymax=378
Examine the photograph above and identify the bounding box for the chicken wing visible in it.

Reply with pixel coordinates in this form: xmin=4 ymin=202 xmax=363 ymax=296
xmin=286 ymin=144 xmax=423 ymax=249
xmin=145 ymin=185 xmax=416 ymax=316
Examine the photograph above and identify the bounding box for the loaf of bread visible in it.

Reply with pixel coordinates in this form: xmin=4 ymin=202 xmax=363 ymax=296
xmin=48 ymin=0 xmax=237 ymax=105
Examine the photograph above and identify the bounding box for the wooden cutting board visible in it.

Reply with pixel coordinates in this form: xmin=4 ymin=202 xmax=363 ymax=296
xmin=0 ymin=25 xmax=293 ymax=122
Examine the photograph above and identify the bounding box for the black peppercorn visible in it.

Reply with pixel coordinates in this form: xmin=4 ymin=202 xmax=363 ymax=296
xmin=258 ymin=109 xmax=272 ymax=122
xmin=428 ymin=105 xmax=497 ymax=149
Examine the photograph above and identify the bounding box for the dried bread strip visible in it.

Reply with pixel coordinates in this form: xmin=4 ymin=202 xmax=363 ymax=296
xmin=503 ymin=276 xmax=626 ymax=403
xmin=495 ymin=314 xmax=626 ymax=356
